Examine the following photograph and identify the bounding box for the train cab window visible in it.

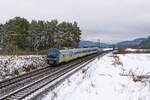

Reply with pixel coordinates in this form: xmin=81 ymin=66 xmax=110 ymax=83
xmin=62 ymin=54 xmax=65 ymax=57
xmin=75 ymin=51 xmax=79 ymax=54
xmin=48 ymin=49 xmax=57 ymax=58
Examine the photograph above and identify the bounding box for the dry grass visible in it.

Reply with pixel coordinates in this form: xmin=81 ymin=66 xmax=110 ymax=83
xmin=0 ymin=67 xmax=11 ymax=79
xmin=51 ymin=92 xmax=57 ymax=100
xmin=91 ymin=81 xmax=95 ymax=88
xmin=23 ymin=66 xmax=31 ymax=72
xmin=120 ymin=69 xmax=150 ymax=83
xmin=129 ymin=70 xmax=142 ymax=82
xmin=0 ymin=49 xmax=47 ymax=56
xmin=82 ymin=66 xmax=90 ymax=79
xmin=14 ymin=69 xmax=19 ymax=75
xmin=111 ymin=54 xmax=147 ymax=83
xmin=112 ymin=54 xmax=123 ymax=67
xmin=29 ymin=64 xmax=37 ymax=70
xmin=82 ymin=68 xmax=87 ymax=74
xmin=22 ymin=65 xmax=38 ymax=72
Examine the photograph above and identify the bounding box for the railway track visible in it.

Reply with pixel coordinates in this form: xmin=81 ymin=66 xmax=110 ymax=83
xmin=0 ymin=50 xmax=111 ymax=100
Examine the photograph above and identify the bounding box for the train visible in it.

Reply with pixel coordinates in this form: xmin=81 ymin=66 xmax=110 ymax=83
xmin=46 ymin=47 xmax=99 ymax=65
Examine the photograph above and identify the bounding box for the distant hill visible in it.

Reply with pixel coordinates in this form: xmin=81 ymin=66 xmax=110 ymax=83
xmin=115 ymin=38 xmax=147 ymax=47
xmin=79 ymin=38 xmax=148 ymax=48
xmin=79 ymin=41 xmax=111 ymax=48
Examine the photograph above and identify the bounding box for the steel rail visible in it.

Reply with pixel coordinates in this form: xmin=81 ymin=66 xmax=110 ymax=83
xmin=0 ymin=50 xmax=112 ymax=100
xmin=0 ymin=53 xmax=99 ymax=100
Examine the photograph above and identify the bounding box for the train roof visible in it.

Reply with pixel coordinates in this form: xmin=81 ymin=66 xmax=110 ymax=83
xmin=48 ymin=47 xmax=98 ymax=54
xmin=59 ymin=47 xmax=98 ymax=53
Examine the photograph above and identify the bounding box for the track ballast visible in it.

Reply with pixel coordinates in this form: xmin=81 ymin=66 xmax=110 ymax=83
xmin=0 ymin=50 xmax=111 ymax=100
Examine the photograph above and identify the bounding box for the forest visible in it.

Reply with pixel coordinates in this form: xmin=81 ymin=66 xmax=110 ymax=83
xmin=0 ymin=17 xmax=82 ymax=54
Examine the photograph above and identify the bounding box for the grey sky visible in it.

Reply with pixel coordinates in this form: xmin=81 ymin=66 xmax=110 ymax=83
xmin=0 ymin=0 xmax=150 ymax=43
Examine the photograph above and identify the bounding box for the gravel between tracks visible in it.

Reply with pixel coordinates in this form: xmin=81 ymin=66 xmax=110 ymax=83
xmin=0 ymin=51 xmax=111 ymax=100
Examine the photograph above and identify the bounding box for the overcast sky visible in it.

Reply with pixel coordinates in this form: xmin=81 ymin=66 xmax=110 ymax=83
xmin=0 ymin=0 xmax=150 ymax=43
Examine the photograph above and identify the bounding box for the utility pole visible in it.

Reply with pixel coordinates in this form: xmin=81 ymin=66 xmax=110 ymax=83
xmin=97 ymin=39 xmax=100 ymax=48
xmin=97 ymin=39 xmax=101 ymax=59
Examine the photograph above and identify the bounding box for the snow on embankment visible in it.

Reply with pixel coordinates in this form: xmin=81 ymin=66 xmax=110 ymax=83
xmin=0 ymin=55 xmax=45 ymax=80
xmin=42 ymin=53 xmax=150 ymax=100
xmin=119 ymin=54 xmax=150 ymax=75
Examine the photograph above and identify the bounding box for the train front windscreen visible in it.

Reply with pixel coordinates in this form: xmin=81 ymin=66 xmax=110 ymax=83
xmin=47 ymin=49 xmax=57 ymax=58
xmin=47 ymin=48 xmax=59 ymax=65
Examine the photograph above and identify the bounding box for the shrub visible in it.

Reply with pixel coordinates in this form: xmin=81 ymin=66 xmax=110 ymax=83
xmin=51 ymin=92 xmax=57 ymax=100
xmin=14 ymin=69 xmax=19 ymax=75
xmin=118 ymin=46 xmax=126 ymax=54
xmin=82 ymin=69 xmax=87 ymax=73
xmin=23 ymin=66 xmax=30 ymax=72
xmin=30 ymin=65 xmax=37 ymax=70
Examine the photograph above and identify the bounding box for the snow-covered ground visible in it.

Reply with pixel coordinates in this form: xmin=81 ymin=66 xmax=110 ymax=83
xmin=0 ymin=55 xmax=46 ymax=80
xmin=42 ymin=53 xmax=150 ymax=100
xmin=126 ymin=48 xmax=150 ymax=52
xmin=103 ymin=48 xmax=113 ymax=51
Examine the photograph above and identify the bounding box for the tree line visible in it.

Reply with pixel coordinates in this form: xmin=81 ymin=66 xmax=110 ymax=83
xmin=0 ymin=17 xmax=81 ymax=54
xmin=139 ymin=36 xmax=150 ymax=49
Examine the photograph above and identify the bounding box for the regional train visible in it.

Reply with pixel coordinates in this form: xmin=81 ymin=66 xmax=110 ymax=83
xmin=46 ymin=47 xmax=99 ymax=65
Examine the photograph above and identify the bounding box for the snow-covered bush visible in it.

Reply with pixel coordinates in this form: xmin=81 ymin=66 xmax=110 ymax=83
xmin=0 ymin=55 xmax=46 ymax=80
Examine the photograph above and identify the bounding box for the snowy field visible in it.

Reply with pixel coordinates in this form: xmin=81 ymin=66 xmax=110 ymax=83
xmin=42 ymin=53 xmax=150 ymax=100
xmin=126 ymin=48 xmax=150 ymax=52
xmin=0 ymin=55 xmax=46 ymax=80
